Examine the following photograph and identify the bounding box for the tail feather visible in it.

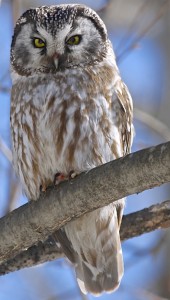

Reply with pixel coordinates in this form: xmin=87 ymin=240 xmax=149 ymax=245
xmin=75 ymin=219 xmax=124 ymax=295
xmin=57 ymin=202 xmax=124 ymax=295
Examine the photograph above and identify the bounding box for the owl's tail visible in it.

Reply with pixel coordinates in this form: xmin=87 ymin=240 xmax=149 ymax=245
xmin=75 ymin=205 xmax=124 ymax=295
xmin=54 ymin=202 xmax=124 ymax=296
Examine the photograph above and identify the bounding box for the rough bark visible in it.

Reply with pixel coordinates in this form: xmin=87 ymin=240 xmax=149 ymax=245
xmin=0 ymin=200 xmax=169 ymax=276
xmin=0 ymin=142 xmax=170 ymax=265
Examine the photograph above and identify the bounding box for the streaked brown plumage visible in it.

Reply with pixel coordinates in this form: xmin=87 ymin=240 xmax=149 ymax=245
xmin=10 ymin=4 xmax=133 ymax=295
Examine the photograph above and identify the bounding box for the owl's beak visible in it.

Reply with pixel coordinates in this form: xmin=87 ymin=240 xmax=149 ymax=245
xmin=52 ymin=52 xmax=60 ymax=70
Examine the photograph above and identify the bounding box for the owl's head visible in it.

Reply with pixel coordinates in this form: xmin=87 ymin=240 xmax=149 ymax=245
xmin=11 ymin=4 xmax=109 ymax=76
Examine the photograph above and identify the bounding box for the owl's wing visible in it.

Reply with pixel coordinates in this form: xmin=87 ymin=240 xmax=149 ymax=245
xmin=114 ymin=80 xmax=134 ymax=156
xmin=52 ymin=229 xmax=76 ymax=263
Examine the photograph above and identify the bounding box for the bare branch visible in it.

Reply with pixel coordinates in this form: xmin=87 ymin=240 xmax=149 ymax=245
xmin=0 ymin=238 xmax=63 ymax=276
xmin=0 ymin=69 xmax=10 ymax=82
xmin=134 ymin=107 xmax=170 ymax=141
xmin=0 ymin=86 xmax=11 ymax=93
xmin=117 ymin=1 xmax=169 ymax=63
xmin=3 ymin=180 xmax=21 ymax=215
xmin=121 ymin=200 xmax=170 ymax=241
xmin=97 ymin=0 xmax=112 ymax=15
xmin=0 ymin=142 xmax=170 ymax=265
xmin=0 ymin=136 xmax=12 ymax=162
xmin=0 ymin=200 xmax=169 ymax=276
xmin=115 ymin=0 xmax=148 ymax=54
xmin=11 ymin=0 xmax=22 ymax=24
xmin=130 ymin=287 xmax=169 ymax=300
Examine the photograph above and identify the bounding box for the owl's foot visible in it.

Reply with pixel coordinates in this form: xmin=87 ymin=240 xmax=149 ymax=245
xmin=40 ymin=183 xmax=47 ymax=192
xmin=54 ymin=171 xmax=78 ymax=185
xmin=54 ymin=173 xmax=68 ymax=185
xmin=69 ymin=170 xmax=78 ymax=179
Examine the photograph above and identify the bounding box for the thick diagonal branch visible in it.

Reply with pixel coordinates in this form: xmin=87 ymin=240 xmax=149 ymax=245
xmin=0 ymin=200 xmax=169 ymax=276
xmin=0 ymin=142 xmax=170 ymax=264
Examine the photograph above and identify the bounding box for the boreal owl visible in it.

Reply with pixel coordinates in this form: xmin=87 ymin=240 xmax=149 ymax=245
xmin=10 ymin=4 xmax=133 ymax=295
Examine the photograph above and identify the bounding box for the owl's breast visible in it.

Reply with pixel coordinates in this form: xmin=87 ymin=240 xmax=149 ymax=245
xmin=39 ymin=72 xmax=122 ymax=177
xmin=11 ymin=67 xmax=122 ymax=200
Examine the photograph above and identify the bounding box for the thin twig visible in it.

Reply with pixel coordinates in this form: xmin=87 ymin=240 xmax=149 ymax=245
xmin=11 ymin=0 xmax=22 ymax=24
xmin=134 ymin=107 xmax=170 ymax=141
xmin=97 ymin=0 xmax=112 ymax=14
xmin=0 ymin=70 xmax=10 ymax=82
xmin=132 ymin=287 xmax=169 ymax=300
xmin=125 ymin=233 xmax=167 ymax=269
xmin=3 ymin=180 xmax=21 ymax=215
xmin=0 ymin=86 xmax=11 ymax=93
xmin=117 ymin=0 xmax=169 ymax=63
xmin=115 ymin=0 xmax=148 ymax=54
xmin=0 ymin=137 xmax=12 ymax=163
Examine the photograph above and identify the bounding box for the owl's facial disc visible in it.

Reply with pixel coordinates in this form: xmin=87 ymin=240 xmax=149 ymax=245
xmin=11 ymin=5 xmax=108 ymax=76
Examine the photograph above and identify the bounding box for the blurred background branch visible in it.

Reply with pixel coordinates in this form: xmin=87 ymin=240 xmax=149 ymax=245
xmin=134 ymin=108 xmax=170 ymax=141
xmin=0 ymin=136 xmax=12 ymax=162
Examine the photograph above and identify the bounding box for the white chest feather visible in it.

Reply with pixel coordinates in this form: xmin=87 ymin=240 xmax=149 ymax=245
xmin=11 ymin=64 xmax=122 ymax=200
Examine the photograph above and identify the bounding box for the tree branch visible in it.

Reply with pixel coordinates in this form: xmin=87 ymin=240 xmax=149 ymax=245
xmin=0 ymin=200 xmax=169 ymax=276
xmin=134 ymin=107 xmax=170 ymax=141
xmin=0 ymin=136 xmax=12 ymax=163
xmin=0 ymin=142 xmax=170 ymax=265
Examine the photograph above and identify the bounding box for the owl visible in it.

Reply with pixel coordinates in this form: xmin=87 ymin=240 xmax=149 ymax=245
xmin=10 ymin=4 xmax=133 ymax=295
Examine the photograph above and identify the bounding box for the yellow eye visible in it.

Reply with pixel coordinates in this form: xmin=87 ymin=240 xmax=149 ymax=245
xmin=33 ymin=38 xmax=45 ymax=48
xmin=66 ymin=35 xmax=81 ymax=46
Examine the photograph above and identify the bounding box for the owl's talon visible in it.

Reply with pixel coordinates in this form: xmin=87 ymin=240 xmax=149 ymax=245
xmin=54 ymin=173 xmax=67 ymax=185
xmin=69 ymin=170 xmax=78 ymax=179
xmin=54 ymin=171 xmax=77 ymax=185
xmin=40 ymin=184 xmax=47 ymax=192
